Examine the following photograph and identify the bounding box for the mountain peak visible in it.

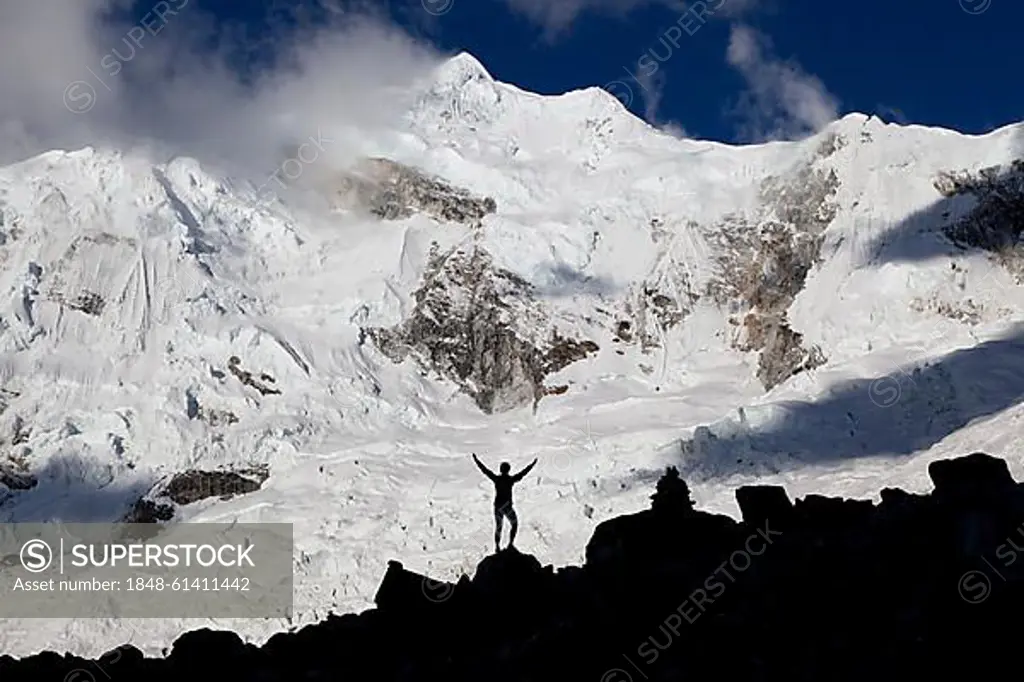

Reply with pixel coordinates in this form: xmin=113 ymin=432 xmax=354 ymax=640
xmin=432 ymin=52 xmax=493 ymax=89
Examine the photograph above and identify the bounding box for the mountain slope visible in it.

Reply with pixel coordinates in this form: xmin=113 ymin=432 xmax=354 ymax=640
xmin=0 ymin=51 xmax=1022 ymax=656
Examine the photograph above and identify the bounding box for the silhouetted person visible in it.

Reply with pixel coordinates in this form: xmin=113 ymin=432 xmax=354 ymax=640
xmin=473 ymin=453 xmax=537 ymax=552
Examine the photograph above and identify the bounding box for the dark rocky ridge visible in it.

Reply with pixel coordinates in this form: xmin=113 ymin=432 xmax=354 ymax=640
xmin=5 ymin=451 xmax=1024 ymax=680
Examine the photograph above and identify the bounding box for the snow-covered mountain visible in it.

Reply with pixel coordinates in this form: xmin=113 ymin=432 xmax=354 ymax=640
xmin=1 ymin=51 xmax=1023 ymax=656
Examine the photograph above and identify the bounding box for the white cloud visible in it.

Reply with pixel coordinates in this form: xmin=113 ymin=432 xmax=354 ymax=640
xmin=724 ymin=23 xmax=839 ymax=141
xmin=503 ymin=0 xmax=762 ymax=37
xmin=713 ymin=0 xmax=766 ymax=18
xmin=658 ymin=121 xmax=688 ymax=138
xmin=502 ymin=0 xmax=677 ymax=39
xmin=635 ymin=67 xmax=664 ymax=123
xmin=634 ymin=68 xmax=688 ymax=138
xmin=0 ymin=0 xmax=444 ymax=183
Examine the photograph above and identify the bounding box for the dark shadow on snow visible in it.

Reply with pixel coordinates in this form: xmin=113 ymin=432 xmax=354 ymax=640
xmin=677 ymin=322 xmax=1024 ymax=480
xmin=531 ymin=261 xmax=621 ymax=299
xmin=0 ymin=457 xmax=154 ymax=524
xmin=860 ymin=123 xmax=1024 ymax=266
xmin=668 ymin=124 xmax=1024 ymax=481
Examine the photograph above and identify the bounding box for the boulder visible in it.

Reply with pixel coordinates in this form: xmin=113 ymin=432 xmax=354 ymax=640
xmin=929 ymin=452 xmax=1015 ymax=501
xmin=736 ymin=485 xmax=793 ymax=526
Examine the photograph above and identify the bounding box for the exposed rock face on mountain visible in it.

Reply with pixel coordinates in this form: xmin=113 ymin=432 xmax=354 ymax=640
xmin=333 ymin=157 xmax=497 ymax=224
xmin=0 ymin=464 xmax=34 ymax=492
xmin=614 ymin=217 xmax=702 ymax=354
xmin=227 ymin=356 xmax=281 ymax=396
xmin=159 ymin=465 xmax=270 ymax=505
xmin=362 ymin=142 xmax=851 ymax=402
xmin=708 ymin=138 xmax=840 ymax=390
xmin=938 ymin=158 xmax=1024 ymax=280
xmin=0 ymin=411 xmax=35 ymax=496
xmin=123 ymin=465 xmax=269 ymax=523
xmin=7 ymin=451 xmax=1024 ymax=680
xmin=366 ymin=244 xmax=598 ymax=413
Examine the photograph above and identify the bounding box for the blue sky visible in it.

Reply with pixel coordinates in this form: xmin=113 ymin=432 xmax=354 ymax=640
xmin=0 ymin=0 xmax=1018 ymax=166
xmin=179 ymin=0 xmax=1021 ymax=144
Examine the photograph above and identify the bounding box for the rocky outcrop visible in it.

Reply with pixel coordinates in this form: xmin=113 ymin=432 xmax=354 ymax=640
xmin=122 ymin=497 xmax=175 ymax=524
xmin=333 ymin=157 xmax=497 ymax=225
xmin=195 ymin=405 xmax=238 ymax=427
xmin=928 ymin=451 xmax=1015 ymax=499
xmin=0 ymin=201 xmax=23 ymax=244
xmin=0 ymin=463 xmax=35 ymax=491
xmin=9 ymin=450 xmax=1024 ymax=681
xmin=227 ymin=356 xmax=280 ymax=396
xmin=0 ymin=388 xmax=19 ymax=416
xmin=909 ymin=295 xmax=988 ymax=325
xmin=936 ymin=159 xmax=1024 ymax=280
xmin=366 ymin=244 xmax=598 ymax=413
xmin=51 ymin=290 xmax=105 ymax=316
xmin=0 ymin=415 xmax=35 ymax=492
xmin=610 ymin=218 xmax=703 ymax=354
xmin=160 ymin=466 xmax=269 ymax=506
xmin=122 ymin=465 xmax=269 ymax=523
xmin=185 ymin=388 xmax=239 ymax=427
xmin=622 ymin=277 xmax=696 ymax=353
xmin=708 ymin=155 xmax=838 ymax=390
xmin=741 ymin=319 xmax=827 ymax=390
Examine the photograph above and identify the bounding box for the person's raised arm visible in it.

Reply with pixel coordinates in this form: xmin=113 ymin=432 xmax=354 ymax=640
xmin=513 ymin=458 xmax=538 ymax=482
xmin=472 ymin=453 xmax=497 ymax=480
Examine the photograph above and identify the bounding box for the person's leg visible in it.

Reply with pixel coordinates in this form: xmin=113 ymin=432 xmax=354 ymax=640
xmin=507 ymin=507 xmax=518 ymax=547
xmin=493 ymin=507 xmax=503 ymax=552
